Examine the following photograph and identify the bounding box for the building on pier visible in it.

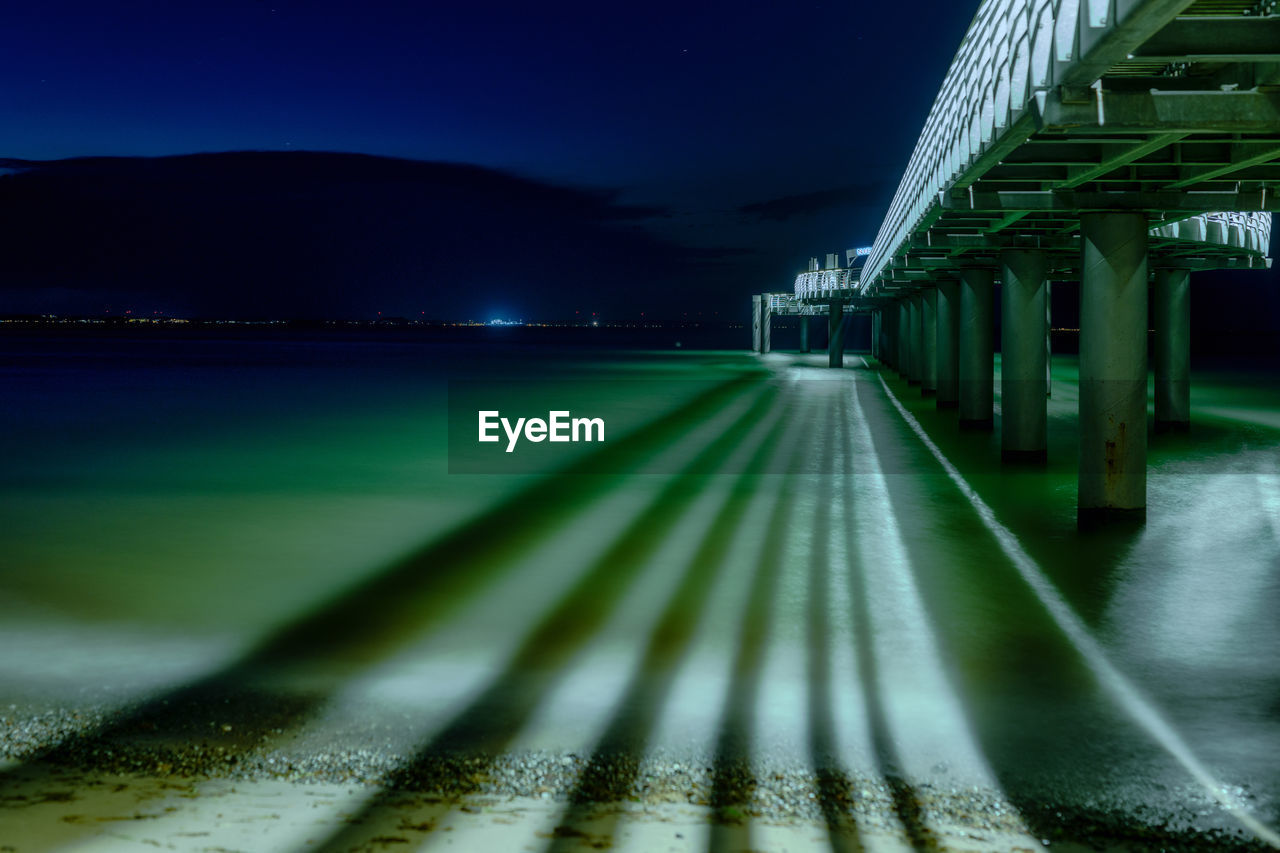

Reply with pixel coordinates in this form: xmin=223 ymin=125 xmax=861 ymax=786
xmin=752 ymin=249 xmax=872 ymax=367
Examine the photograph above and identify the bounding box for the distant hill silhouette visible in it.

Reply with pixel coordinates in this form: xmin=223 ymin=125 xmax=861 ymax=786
xmin=0 ymin=151 xmax=740 ymax=319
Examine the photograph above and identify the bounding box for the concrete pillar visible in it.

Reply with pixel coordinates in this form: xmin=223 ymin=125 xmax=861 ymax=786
xmin=897 ymin=300 xmax=909 ymax=377
xmin=1045 ymin=280 xmax=1053 ymax=398
xmin=799 ymin=315 xmax=811 ymax=353
xmin=891 ymin=303 xmax=901 ymax=370
xmin=907 ymin=295 xmax=923 ymax=385
xmin=890 ymin=303 xmax=901 ymax=366
xmin=870 ymin=311 xmax=878 ymax=359
xmin=1000 ymin=251 xmax=1048 ymax=460
xmin=921 ymin=287 xmax=937 ymax=396
xmin=1079 ymin=212 xmax=1148 ymax=522
xmin=751 ymin=295 xmax=762 ymax=353
xmin=882 ymin=309 xmax=891 ymax=365
xmin=761 ymin=294 xmax=772 ymax=354
xmin=958 ymin=268 xmax=995 ymax=429
xmin=1154 ymin=268 xmax=1190 ymax=431
xmin=936 ymin=279 xmax=960 ymax=409
xmin=828 ymin=302 xmax=845 ymax=368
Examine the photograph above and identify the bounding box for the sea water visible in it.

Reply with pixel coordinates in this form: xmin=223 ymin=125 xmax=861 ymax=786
xmin=1 ymin=327 xmax=1277 ymax=844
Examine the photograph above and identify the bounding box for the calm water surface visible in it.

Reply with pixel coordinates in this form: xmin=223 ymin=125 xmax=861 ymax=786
xmin=1 ymin=330 xmax=1277 ymax=848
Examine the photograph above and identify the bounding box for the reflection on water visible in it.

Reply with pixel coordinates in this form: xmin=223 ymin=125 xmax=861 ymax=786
xmin=1 ymin=333 xmax=1278 ymax=850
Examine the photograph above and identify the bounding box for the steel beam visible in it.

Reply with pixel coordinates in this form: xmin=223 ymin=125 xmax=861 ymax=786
xmin=1166 ymin=142 xmax=1280 ymax=188
xmin=1059 ymin=133 xmax=1187 ymax=189
xmin=986 ymin=210 xmax=1031 ymax=233
xmin=1131 ymin=17 xmax=1280 ymax=63
xmin=941 ymin=188 xmax=1280 ymax=213
xmin=1059 ymin=0 xmax=1199 ymax=90
xmin=1035 ymin=88 xmax=1280 ymax=136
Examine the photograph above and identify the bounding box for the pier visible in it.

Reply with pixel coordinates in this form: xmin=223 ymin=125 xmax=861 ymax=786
xmin=752 ymin=0 xmax=1277 ymax=521
xmin=4 ymin=1 xmax=1280 ymax=851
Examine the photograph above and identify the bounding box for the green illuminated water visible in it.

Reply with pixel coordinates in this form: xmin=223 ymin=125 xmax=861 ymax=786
xmin=1 ymin=333 xmax=1278 ymax=849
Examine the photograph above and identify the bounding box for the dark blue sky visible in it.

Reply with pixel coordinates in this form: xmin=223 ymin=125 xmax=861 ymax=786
xmin=5 ymin=2 xmax=975 ymax=184
xmin=1 ymin=1 xmax=981 ymax=319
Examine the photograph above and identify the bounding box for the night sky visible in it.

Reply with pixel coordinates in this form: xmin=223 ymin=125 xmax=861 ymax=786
xmin=0 ymin=2 xmax=1274 ymax=329
xmin=0 ymin=1 xmax=984 ymax=320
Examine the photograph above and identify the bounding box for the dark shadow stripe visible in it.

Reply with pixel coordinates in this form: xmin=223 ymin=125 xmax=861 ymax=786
xmin=810 ymin=399 xmax=865 ymax=853
xmin=844 ymin=373 xmax=940 ymax=853
xmin=706 ymin=395 xmax=815 ymax=853
xmin=543 ymin=393 xmax=810 ymax=852
xmin=0 ymin=379 xmax=757 ymax=797
xmin=235 ymin=375 xmax=764 ymax=673
xmin=308 ymin=388 xmax=783 ymax=852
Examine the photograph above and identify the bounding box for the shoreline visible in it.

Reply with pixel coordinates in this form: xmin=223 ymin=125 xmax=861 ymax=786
xmin=2 ymin=703 xmax=1270 ymax=853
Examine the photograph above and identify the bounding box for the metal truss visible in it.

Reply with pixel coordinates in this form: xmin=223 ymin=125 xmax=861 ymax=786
xmin=792 ymin=269 xmax=859 ymax=300
xmin=767 ymin=292 xmax=830 ymax=314
xmin=856 ymin=0 xmax=1279 ymax=299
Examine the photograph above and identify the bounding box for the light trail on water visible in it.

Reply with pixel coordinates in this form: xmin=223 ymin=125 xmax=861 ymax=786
xmin=864 ymin=356 xmax=1280 ymax=849
xmin=845 ymin=368 xmax=1043 ymax=848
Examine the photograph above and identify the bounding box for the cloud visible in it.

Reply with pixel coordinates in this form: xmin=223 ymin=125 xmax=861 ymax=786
xmin=738 ymin=182 xmax=888 ymax=222
xmin=0 ymin=152 xmax=697 ymax=319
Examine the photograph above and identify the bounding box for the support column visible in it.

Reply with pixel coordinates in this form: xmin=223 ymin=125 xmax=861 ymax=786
xmin=958 ymin=268 xmax=995 ymax=429
xmin=897 ymin=300 xmax=909 ymax=377
xmin=907 ymin=295 xmax=922 ymax=384
xmin=751 ymin=295 xmax=762 ymax=353
xmin=1000 ymin=251 xmax=1048 ymax=461
xmin=1154 ymin=268 xmax=1190 ymax=432
xmin=890 ymin=302 xmax=901 ymax=368
xmin=936 ymin=279 xmax=959 ymax=409
xmin=799 ymin=315 xmax=811 ymax=353
xmin=828 ymin=302 xmax=845 ymax=368
xmin=870 ymin=311 xmax=878 ymax=359
xmin=882 ymin=309 xmax=891 ymax=365
xmin=761 ymin=294 xmax=772 ymax=354
xmin=1045 ymin=280 xmax=1053 ymax=398
xmin=1079 ymin=212 xmax=1148 ymax=521
xmin=892 ymin=303 xmax=901 ymax=371
xmin=921 ymin=287 xmax=937 ymax=396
